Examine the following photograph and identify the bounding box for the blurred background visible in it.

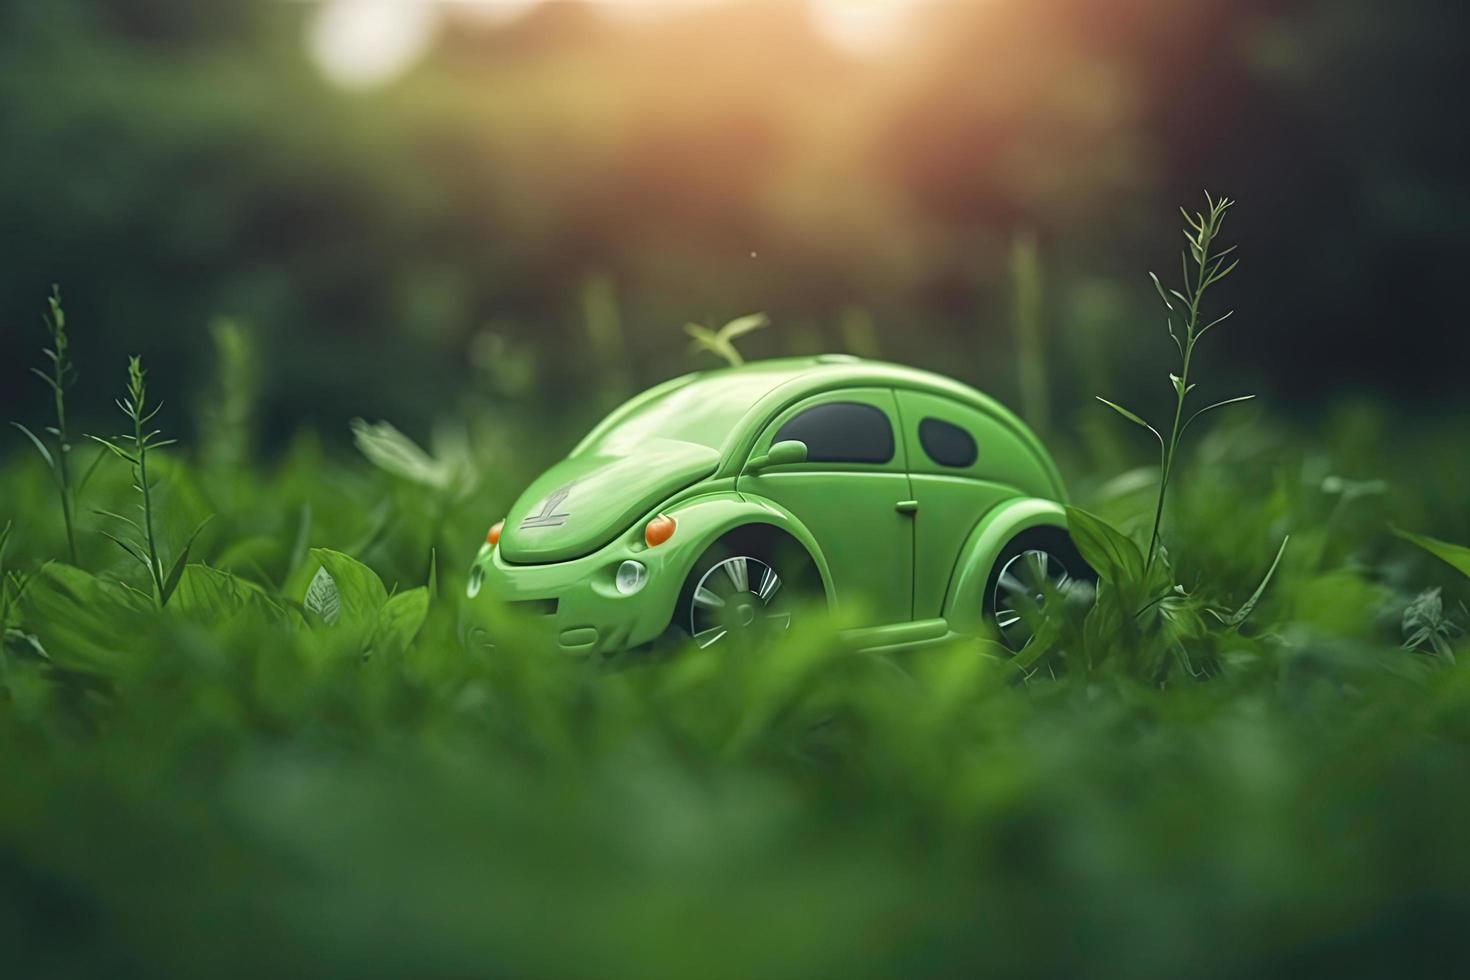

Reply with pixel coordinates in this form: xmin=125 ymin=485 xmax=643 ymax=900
xmin=6 ymin=8 xmax=1470 ymax=977
xmin=1 ymin=0 xmax=1467 ymax=450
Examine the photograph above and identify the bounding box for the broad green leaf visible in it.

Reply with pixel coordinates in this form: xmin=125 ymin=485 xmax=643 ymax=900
xmin=17 ymin=563 xmax=154 ymax=673
xmin=304 ymin=565 xmax=340 ymax=625
xmin=370 ymin=587 xmax=429 ymax=658
xmin=1065 ymin=507 xmax=1145 ymax=585
xmin=308 ymin=549 xmax=386 ymax=624
xmin=173 ymin=564 xmax=299 ymax=626
xmin=1394 ymin=526 xmax=1470 ymax=579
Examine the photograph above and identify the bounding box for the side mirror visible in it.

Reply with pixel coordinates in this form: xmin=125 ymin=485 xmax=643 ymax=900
xmin=746 ymin=439 xmax=808 ymax=474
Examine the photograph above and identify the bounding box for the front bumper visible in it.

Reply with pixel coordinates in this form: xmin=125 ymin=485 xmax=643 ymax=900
xmin=467 ymin=527 xmax=687 ymax=657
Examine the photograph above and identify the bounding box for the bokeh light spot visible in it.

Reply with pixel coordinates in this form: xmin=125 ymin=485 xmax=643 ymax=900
xmin=309 ymin=0 xmax=439 ymax=90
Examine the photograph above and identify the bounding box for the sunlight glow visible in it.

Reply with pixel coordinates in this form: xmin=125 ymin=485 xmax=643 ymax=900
xmin=806 ymin=0 xmax=919 ymax=54
xmin=307 ymin=0 xmax=922 ymax=90
xmin=309 ymin=0 xmax=439 ymax=90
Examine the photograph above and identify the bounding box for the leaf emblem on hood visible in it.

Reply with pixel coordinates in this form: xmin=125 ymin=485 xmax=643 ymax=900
xmin=520 ymin=484 xmax=573 ymax=529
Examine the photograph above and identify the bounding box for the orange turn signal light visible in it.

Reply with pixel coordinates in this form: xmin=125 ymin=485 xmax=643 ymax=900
xmin=644 ymin=514 xmax=676 ymax=548
xmin=486 ymin=520 xmax=504 ymax=546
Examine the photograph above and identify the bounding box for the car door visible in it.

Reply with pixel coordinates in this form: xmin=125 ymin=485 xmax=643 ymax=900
xmin=895 ymin=390 xmax=1018 ymax=620
xmin=737 ymin=388 xmax=913 ymax=626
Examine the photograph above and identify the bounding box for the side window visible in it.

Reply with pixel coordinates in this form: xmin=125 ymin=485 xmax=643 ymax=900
xmin=918 ymin=417 xmax=978 ymax=468
xmin=773 ymin=402 xmax=895 ymax=464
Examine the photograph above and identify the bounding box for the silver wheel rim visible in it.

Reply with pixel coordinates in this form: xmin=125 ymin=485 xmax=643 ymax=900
xmin=992 ymin=548 xmax=1072 ymax=652
xmin=689 ymin=556 xmax=791 ymax=649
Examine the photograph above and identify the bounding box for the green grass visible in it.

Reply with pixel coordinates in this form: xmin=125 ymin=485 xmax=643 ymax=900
xmin=3 ymin=397 xmax=1469 ymax=979
xmin=4 ymin=265 xmax=1470 ymax=976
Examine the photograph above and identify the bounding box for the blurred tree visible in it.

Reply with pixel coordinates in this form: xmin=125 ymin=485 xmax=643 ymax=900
xmin=0 ymin=0 xmax=1464 ymax=449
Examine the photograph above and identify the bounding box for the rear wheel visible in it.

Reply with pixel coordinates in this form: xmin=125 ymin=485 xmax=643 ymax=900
xmin=983 ymin=528 xmax=1094 ymax=652
xmin=675 ymin=530 xmax=818 ymax=650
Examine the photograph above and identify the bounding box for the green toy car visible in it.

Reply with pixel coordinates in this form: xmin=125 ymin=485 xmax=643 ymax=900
xmin=468 ymin=355 xmax=1091 ymax=655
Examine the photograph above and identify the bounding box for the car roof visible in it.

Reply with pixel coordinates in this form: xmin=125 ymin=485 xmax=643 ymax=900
xmin=577 ymin=355 xmax=1064 ymax=496
xmin=693 ymin=354 xmax=1003 ymax=407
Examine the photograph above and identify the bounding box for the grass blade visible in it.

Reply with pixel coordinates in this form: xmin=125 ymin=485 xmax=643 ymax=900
xmin=1393 ymin=526 xmax=1470 ymax=579
xmin=1216 ymin=535 xmax=1290 ymax=629
xmin=11 ymin=421 xmax=56 ymax=475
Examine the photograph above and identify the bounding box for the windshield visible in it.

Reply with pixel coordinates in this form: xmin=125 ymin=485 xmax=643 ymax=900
xmin=583 ymin=375 xmax=764 ymax=455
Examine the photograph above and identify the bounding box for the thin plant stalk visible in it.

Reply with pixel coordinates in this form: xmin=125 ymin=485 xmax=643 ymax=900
xmin=1096 ymin=193 xmax=1254 ymax=576
xmin=12 ymin=286 xmax=80 ymax=563
xmin=89 ymin=357 xmax=208 ymax=608
xmin=133 ymin=364 xmax=162 ymax=591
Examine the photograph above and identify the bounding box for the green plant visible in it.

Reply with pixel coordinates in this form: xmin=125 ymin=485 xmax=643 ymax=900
xmin=1097 ymin=193 xmax=1254 ymax=574
xmin=2 ymin=332 xmax=1469 ymax=979
xmin=351 ymin=418 xmax=471 ymax=493
xmin=684 ymin=312 xmax=769 ymax=368
xmin=350 ymin=417 xmax=478 ymax=558
xmin=88 ymin=356 xmax=210 ymax=607
xmin=11 ymin=285 xmax=88 ymax=564
xmin=0 ymin=520 xmax=44 ymax=663
xmin=198 ymin=316 xmax=259 ymax=471
xmin=1401 ymin=587 xmax=1462 ymax=663
xmin=1 ymin=520 xmax=30 ymax=629
xmin=1395 ymin=526 xmax=1470 ymax=579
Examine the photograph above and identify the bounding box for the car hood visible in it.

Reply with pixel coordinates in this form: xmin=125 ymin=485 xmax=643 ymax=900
xmin=498 ymin=438 xmax=720 ymax=564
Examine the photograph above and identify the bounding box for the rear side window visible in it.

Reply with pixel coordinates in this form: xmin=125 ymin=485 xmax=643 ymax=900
xmin=774 ymin=402 xmax=894 ymax=464
xmin=918 ymin=417 xmax=977 ymax=468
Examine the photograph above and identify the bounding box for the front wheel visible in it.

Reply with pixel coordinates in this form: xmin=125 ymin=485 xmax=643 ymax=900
xmin=675 ymin=532 xmax=817 ymax=650
xmin=983 ymin=528 xmax=1095 ymax=652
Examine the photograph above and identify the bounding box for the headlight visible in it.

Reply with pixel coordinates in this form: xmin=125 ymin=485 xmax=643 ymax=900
xmin=615 ymin=560 xmax=647 ymax=596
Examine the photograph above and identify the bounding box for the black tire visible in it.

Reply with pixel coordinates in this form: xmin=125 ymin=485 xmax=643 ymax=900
xmin=982 ymin=527 xmax=1096 ymax=652
xmin=674 ymin=527 xmax=820 ymax=650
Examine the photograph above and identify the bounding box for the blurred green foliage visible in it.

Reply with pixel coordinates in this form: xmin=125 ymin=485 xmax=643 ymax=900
xmin=3 ymin=323 xmax=1470 ymax=975
xmin=2 ymin=0 xmax=1468 ymax=446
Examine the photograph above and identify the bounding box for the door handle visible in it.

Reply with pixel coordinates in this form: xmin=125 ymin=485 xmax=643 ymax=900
xmin=895 ymin=500 xmax=919 ymax=514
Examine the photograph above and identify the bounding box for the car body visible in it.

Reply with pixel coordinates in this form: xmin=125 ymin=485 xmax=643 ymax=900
xmin=468 ymin=355 xmax=1083 ymax=656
